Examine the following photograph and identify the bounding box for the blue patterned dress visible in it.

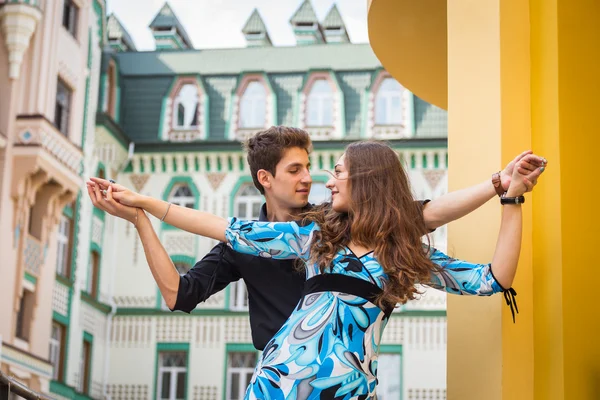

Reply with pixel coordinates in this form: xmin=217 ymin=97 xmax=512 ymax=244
xmin=225 ymin=218 xmax=504 ymax=400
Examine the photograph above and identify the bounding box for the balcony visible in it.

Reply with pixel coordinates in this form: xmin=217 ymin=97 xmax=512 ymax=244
xmin=10 ymin=115 xmax=82 ymax=209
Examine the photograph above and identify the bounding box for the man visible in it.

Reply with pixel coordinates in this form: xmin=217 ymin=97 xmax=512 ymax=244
xmin=90 ymin=126 xmax=543 ymax=350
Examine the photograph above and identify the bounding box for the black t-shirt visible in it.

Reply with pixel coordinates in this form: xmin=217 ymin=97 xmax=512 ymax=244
xmin=173 ymin=204 xmax=306 ymax=350
xmin=173 ymin=201 xmax=430 ymax=350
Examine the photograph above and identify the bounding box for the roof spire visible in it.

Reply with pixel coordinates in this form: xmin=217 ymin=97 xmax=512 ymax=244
xmin=289 ymin=0 xmax=324 ymax=45
xmin=149 ymin=2 xmax=193 ymax=50
xmin=242 ymin=9 xmax=272 ymax=47
xmin=322 ymin=4 xmax=350 ymax=44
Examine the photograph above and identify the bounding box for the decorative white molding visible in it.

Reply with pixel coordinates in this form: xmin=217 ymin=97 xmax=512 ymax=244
xmin=0 ymin=3 xmax=42 ymax=79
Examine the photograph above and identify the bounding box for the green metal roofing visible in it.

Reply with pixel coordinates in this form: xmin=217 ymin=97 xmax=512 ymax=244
xmin=322 ymin=4 xmax=345 ymax=28
xmin=290 ymin=0 xmax=318 ymax=24
xmin=107 ymin=13 xmax=136 ymax=51
xmin=149 ymin=2 xmax=193 ymax=48
xmin=242 ymin=9 xmax=268 ymax=34
xmin=114 ymin=43 xmax=381 ymax=76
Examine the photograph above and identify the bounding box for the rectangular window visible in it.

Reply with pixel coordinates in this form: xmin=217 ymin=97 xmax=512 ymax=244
xmin=49 ymin=322 xmax=66 ymax=381
xmin=15 ymin=289 xmax=35 ymax=341
xmin=377 ymin=352 xmax=402 ymax=400
xmin=55 ymin=79 xmax=72 ymax=136
xmin=87 ymin=251 xmax=99 ymax=298
xmin=226 ymin=352 xmax=257 ymax=400
xmin=157 ymin=351 xmax=187 ymax=400
xmin=78 ymin=339 xmax=91 ymax=394
xmin=62 ymin=0 xmax=79 ymax=38
xmin=56 ymin=214 xmax=72 ymax=278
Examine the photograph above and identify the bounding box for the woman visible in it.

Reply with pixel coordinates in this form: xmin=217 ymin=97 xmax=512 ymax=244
xmin=88 ymin=141 xmax=545 ymax=399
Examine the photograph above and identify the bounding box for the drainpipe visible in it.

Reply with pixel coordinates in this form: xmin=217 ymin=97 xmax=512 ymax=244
xmin=102 ymin=142 xmax=134 ymax=400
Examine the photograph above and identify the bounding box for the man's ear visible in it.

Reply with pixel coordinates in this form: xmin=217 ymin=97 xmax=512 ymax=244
xmin=257 ymin=169 xmax=272 ymax=190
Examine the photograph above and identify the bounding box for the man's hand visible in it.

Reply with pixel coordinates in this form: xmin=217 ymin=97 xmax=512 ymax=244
xmin=501 ymin=151 xmax=546 ymax=192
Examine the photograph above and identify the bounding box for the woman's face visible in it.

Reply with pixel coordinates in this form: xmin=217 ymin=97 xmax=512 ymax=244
xmin=326 ymin=154 xmax=350 ymax=212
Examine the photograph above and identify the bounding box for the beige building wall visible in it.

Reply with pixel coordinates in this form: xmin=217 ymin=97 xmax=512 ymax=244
xmin=0 ymin=0 xmax=106 ymax=396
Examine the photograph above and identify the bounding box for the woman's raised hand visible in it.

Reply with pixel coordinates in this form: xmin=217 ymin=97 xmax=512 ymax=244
xmin=506 ymin=154 xmax=547 ymax=197
xmin=89 ymin=177 xmax=145 ymax=208
xmin=87 ymin=181 xmax=138 ymax=224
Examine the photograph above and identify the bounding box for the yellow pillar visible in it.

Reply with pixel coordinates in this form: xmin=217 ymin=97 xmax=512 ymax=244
xmin=368 ymin=0 xmax=600 ymax=398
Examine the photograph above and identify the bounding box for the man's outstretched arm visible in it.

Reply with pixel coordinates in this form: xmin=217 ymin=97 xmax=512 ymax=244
xmin=422 ymin=151 xmax=546 ymax=230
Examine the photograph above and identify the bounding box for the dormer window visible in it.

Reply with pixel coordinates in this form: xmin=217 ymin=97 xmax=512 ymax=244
xmin=307 ymin=79 xmax=333 ymax=127
xmin=173 ymin=84 xmax=199 ymax=129
xmin=375 ymin=78 xmax=403 ymax=125
xmin=296 ymin=22 xmax=317 ymax=30
xmin=368 ymin=72 xmax=410 ymax=139
xmin=239 ymin=81 xmax=266 ymax=128
xmin=160 ymin=77 xmax=206 ymax=141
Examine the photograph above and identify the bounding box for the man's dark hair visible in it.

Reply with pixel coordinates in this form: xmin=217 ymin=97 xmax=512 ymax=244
xmin=244 ymin=126 xmax=312 ymax=194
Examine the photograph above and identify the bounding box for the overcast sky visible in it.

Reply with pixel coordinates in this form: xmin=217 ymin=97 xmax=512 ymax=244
xmin=106 ymin=0 xmax=369 ymax=51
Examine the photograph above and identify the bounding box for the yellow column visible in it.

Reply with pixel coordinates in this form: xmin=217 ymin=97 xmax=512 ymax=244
xmin=369 ymin=0 xmax=600 ymax=397
xmin=446 ymin=0 xmax=534 ymax=399
xmin=531 ymin=0 xmax=600 ymax=398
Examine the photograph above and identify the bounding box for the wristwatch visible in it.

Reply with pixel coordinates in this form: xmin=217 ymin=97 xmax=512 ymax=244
xmin=500 ymin=195 xmax=525 ymax=205
xmin=492 ymin=171 xmax=505 ymax=197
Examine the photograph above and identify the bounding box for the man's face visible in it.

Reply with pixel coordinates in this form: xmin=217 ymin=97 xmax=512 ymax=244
xmin=264 ymin=146 xmax=312 ymax=210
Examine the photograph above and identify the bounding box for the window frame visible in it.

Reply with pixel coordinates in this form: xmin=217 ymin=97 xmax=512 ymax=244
xmin=238 ymin=80 xmax=267 ymax=129
xmin=55 ymin=79 xmax=72 ymax=136
xmin=375 ymin=77 xmax=404 ymax=126
xmin=225 ymin=346 xmax=258 ymax=400
xmin=56 ymin=213 xmax=73 ymax=278
xmin=172 ymin=83 xmax=200 ymax=130
xmin=49 ymin=321 xmax=67 ymax=382
xmin=62 ymin=0 xmax=79 ymax=38
xmin=306 ymin=79 xmax=335 ymax=127
xmin=154 ymin=344 xmax=190 ymax=400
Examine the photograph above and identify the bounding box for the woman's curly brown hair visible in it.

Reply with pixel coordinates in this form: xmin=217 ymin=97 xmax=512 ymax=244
xmin=301 ymin=141 xmax=438 ymax=309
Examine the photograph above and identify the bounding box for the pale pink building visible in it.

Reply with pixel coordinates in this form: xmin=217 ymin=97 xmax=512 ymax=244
xmin=0 ymin=0 xmax=106 ymax=397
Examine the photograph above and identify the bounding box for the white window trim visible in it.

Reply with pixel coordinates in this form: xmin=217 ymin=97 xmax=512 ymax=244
xmin=157 ymin=352 xmax=187 ymax=400
xmin=49 ymin=323 xmax=62 ymax=380
xmin=168 ymin=184 xmax=195 ymax=209
xmin=172 ymin=83 xmax=200 ymax=130
xmin=239 ymin=81 xmax=267 ymax=129
xmin=306 ymin=80 xmax=334 ymax=127
xmin=56 ymin=215 xmax=70 ymax=276
xmin=375 ymin=78 xmax=404 ymax=126
xmin=226 ymin=352 xmax=257 ymax=400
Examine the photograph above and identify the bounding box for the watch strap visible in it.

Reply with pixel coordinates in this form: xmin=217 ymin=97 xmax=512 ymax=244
xmin=500 ymin=195 xmax=525 ymax=205
xmin=492 ymin=171 xmax=505 ymax=197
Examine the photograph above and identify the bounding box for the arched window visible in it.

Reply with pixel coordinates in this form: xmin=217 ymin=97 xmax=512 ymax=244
xmin=168 ymin=184 xmax=195 ymax=209
xmin=234 ymin=184 xmax=262 ymax=220
xmin=239 ymin=81 xmax=266 ymax=128
xmin=306 ymin=79 xmax=334 ymax=127
xmin=173 ymin=84 xmax=199 ymax=129
xmin=375 ymin=78 xmax=403 ymax=125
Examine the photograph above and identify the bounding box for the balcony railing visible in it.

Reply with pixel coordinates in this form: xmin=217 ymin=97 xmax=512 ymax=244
xmin=0 ymin=371 xmax=53 ymax=400
xmin=13 ymin=115 xmax=83 ymax=175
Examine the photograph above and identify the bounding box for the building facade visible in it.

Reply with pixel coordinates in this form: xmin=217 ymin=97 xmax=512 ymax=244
xmin=0 ymin=1 xmax=449 ymax=399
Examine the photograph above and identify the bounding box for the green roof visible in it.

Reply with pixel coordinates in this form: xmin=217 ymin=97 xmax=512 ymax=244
xmin=290 ymin=0 xmax=318 ymax=24
xmin=149 ymin=2 xmax=193 ymax=48
xmin=115 ymin=43 xmax=380 ymax=76
xmin=242 ymin=9 xmax=268 ymax=34
xmin=107 ymin=13 xmax=136 ymax=51
xmin=322 ymin=4 xmax=345 ymax=28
